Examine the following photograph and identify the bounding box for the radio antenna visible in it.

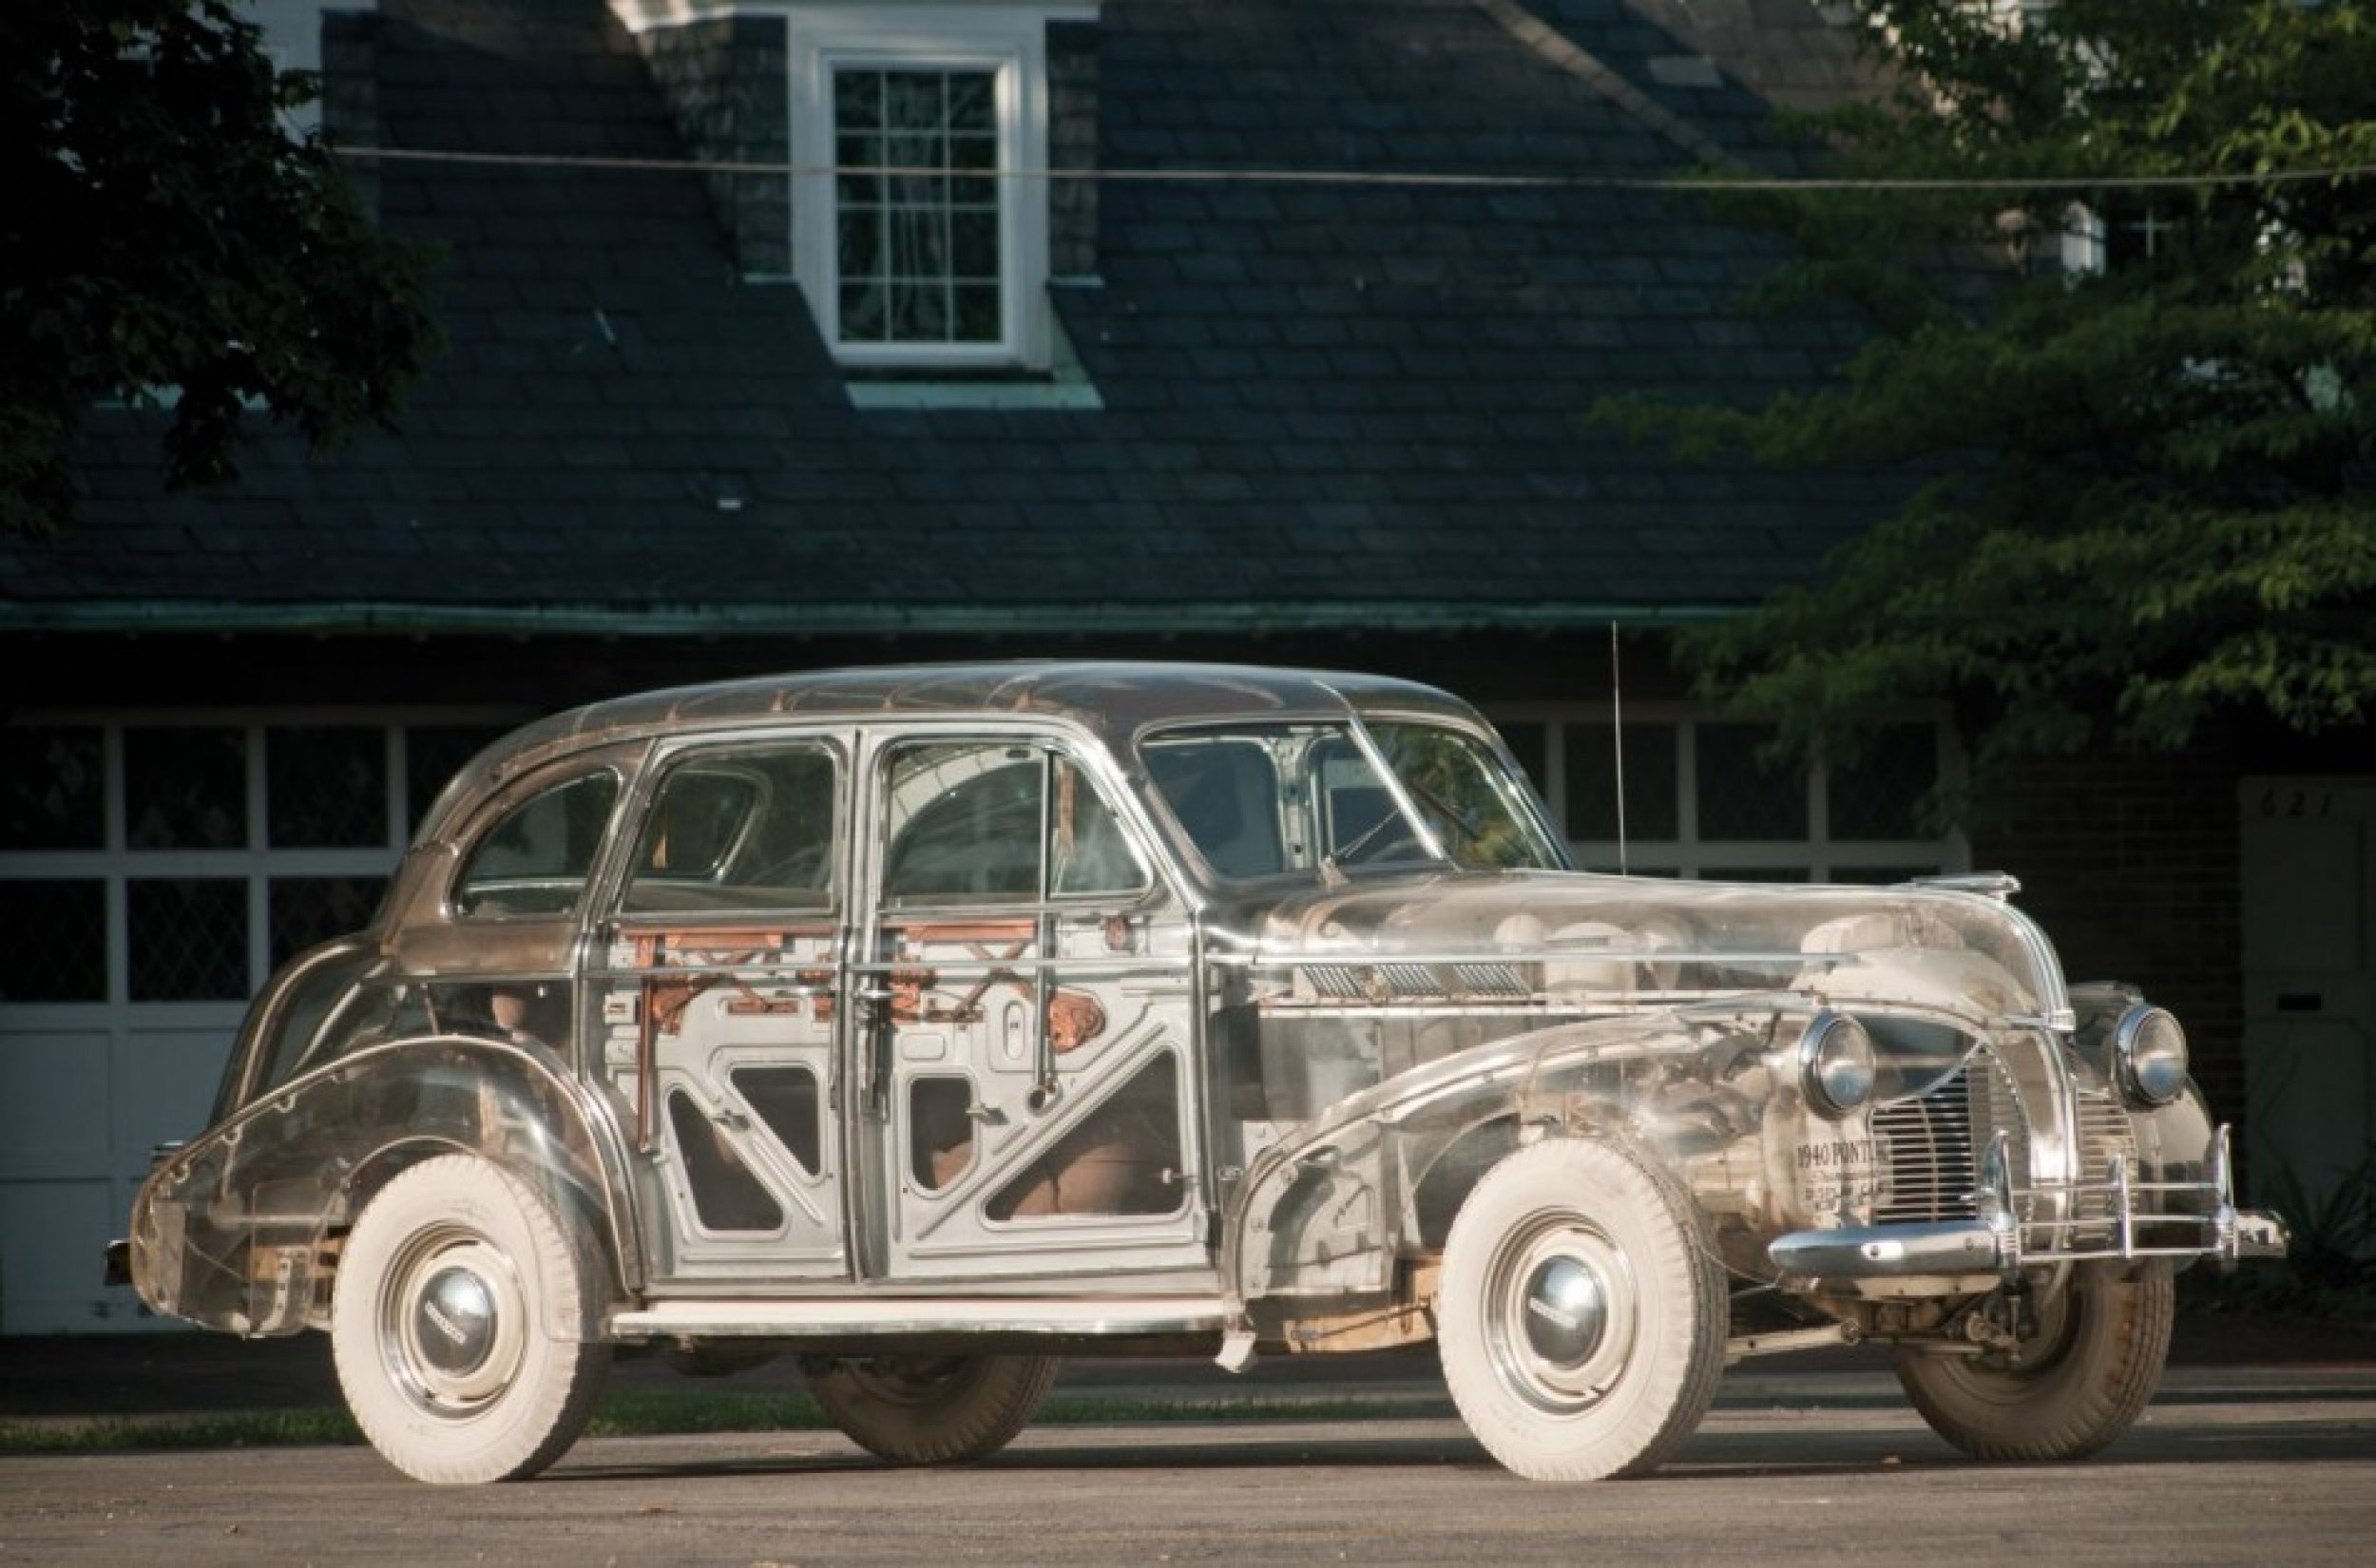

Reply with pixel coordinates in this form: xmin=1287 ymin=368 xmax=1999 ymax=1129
xmin=1610 ymin=621 xmax=1628 ymax=875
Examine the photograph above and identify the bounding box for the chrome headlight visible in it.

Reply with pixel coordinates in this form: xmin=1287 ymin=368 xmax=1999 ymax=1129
xmin=2111 ymin=1004 xmax=2189 ymax=1106
xmin=1797 ymin=1011 xmax=1877 ymax=1119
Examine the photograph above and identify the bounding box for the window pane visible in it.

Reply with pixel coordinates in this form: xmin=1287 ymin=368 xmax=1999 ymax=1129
xmin=0 ymin=879 xmax=105 ymax=1001
xmin=882 ymin=745 xmax=1041 ymax=904
xmin=128 ymin=878 xmax=248 ymax=1001
xmin=891 ymin=277 xmax=949 ymax=341
xmin=884 ymin=71 xmax=943 ymax=126
xmin=623 ymin=747 xmax=837 ymax=913
xmin=267 ymin=726 xmax=387 ymax=849
xmin=949 ymin=209 xmax=999 ymax=277
xmin=125 ymin=728 xmax=246 ymax=850
xmin=269 ymin=876 xmax=385 ymax=966
xmin=834 ymin=69 xmax=881 ymax=124
xmin=1562 ymin=723 xmax=1677 ymax=841
xmin=1830 ymin=724 xmax=1938 ymax=840
xmin=454 ymin=773 xmax=620 ymax=919
xmin=1050 ymin=757 xmax=1146 ymax=897
xmin=944 ymin=71 xmax=993 ymax=131
xmin=1143 ymin=738 xmax=1286 ymax=879
xmin=1696 ymin=724 xmax=1806 ymax=841
xmin=951 ymin=284 xmax=1001 ymax=342
xmin=0 ymin=727 xmax=104 ymax=850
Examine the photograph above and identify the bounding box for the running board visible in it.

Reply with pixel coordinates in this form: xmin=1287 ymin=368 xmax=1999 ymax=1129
xmin=611 ymin=1294 xmax=1230 ymax=1341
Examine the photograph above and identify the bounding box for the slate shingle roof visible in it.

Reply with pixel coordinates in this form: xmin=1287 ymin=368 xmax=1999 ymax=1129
xmin=11 ymin=0 xmax=1901 ymax=636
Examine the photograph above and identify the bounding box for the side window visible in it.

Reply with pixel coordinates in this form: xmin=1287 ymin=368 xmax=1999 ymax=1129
xmin=881 ymin=743 xmax=1145 ymax=906
xmin=1050 ymin=756 xmax=1143 ymax=897
xmin=453 ymin=772 xmax=620 ymax=919
xmin=1142 ymin=739 xmax=1286 ymax=878
xmin=622 ymin=745 xmax=838 ymax=914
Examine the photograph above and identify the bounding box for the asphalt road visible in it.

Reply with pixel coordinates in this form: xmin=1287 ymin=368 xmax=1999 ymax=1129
xmin=7 ymin=1364 xmax=2374 ymax=1566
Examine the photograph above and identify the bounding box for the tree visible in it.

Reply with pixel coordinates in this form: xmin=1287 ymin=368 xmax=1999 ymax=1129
xmin=1 ymin=0 xmax=437 ymax=536
xmin=1601 ymin=0 xmax=2376 ymax=795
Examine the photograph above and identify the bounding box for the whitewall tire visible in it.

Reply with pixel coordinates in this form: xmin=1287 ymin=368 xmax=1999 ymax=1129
xmin=1436 ymin=1138 xmax=1726 ymax=1482
xmin=331 ymin=1154 xmax=611 ymax=1484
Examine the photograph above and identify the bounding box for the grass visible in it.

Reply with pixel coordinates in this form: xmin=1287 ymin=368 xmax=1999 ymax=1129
xmin=0 ymin=1386 xmax=1455 ymax=1457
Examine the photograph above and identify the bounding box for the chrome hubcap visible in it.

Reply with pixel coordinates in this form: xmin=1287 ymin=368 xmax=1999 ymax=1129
xmin=412 ymin=1266 xmax=498 ymax=1379
xmin=1520 ymin=1254 xmax=1608 ymax=1369
xmin=1485 ymin=1216 xmax=1637 ymax=1416
xmin=380 ymin=1229 xmax=527 ymax=1418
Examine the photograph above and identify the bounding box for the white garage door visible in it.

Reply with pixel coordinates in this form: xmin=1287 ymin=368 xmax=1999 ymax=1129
xmin=0 ymin=713 xmax=509 ymax=1333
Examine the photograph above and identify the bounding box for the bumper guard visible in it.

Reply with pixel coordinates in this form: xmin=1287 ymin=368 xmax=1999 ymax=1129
xmin=1770 ymin=1122 xmax=2290 ymax=1282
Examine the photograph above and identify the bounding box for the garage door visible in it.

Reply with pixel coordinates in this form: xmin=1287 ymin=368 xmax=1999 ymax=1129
xmin=0 ymin=715 xmax=508 ymax=1333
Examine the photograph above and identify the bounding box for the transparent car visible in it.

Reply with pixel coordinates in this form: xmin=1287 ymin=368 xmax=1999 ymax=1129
xmin=112 ymin=662 xmax=2286 ymax=1483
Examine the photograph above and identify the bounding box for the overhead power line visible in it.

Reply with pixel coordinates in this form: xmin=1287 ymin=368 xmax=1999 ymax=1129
xmin=335 ymin=143 xmax=2376 ymax=195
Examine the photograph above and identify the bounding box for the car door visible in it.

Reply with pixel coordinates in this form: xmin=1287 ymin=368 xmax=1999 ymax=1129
xmin=853 ymin=730 xmax=1208 ymax=1282
xmin=593 ymin=735 xmax=852 ymax=1282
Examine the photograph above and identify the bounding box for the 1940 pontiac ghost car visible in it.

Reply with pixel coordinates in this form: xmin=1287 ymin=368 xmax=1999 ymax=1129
xmin=114 ymin=662 xmax=2286 ymax=1483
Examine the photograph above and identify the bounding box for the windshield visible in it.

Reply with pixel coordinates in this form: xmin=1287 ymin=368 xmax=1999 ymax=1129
xmin=1140 ymin=720 xmax=1562 ymax=880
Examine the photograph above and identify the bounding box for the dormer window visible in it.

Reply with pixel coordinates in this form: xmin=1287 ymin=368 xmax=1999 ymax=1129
xmin=790 ymin=9 xmax=1063 ymax=372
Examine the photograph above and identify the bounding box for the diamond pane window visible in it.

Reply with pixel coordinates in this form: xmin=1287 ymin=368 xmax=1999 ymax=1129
xmin=128 ymin=878 xmax=248 ymax=1001
xmin=1830 ymin=724 xmax=1938 ymax=840
xmin=1696 ymin=724 xmax=1807 ymax=841
xmin=1562 ymin=723 xmax=1678 ymax=842
xmin=269 ymin=876 xmax=387 ymax=967
xmin=1 ymin=727 xmax=105 ymax=851
xmin=406 ymin=725 xmax=507 ymax=833
xmin=267 ymin=727 xmax=388 ymax=849
xmin=125 ymin=728 xmax=247 ymax=850
xmin=0 ymin=879 xmax=106 ymax=1001
xmin=834 ymin=67 xmax=1001 ymax=347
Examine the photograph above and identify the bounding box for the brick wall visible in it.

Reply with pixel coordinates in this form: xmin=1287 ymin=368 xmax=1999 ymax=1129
xmin=1970 ymin=742 xmax=2248 ymax=1125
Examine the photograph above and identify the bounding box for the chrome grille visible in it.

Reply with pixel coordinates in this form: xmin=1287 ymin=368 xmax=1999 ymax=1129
xmin=2069 ymin=1087 xmax=2139 ymax=1238
xmin=1873 ymin=1048 xmax=2027 ymax=1224
xmin=1873 ymin=1075 xmax=1978 ymax=1223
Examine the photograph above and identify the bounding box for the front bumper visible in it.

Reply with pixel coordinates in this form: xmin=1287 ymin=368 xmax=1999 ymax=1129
xmin=1771 ymin=1122 xmax=2290 ymax=1282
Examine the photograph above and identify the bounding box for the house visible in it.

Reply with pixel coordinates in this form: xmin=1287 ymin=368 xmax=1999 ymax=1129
xmin=1 ymin=0 xmax=2355 ymax=1333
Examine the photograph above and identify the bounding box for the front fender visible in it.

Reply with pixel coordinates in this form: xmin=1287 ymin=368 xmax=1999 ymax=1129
xmin=1219 ymin=1005 xmax=1811 ymax=1310
xmin=126 ymin=1034 xmax=641 ymax=1339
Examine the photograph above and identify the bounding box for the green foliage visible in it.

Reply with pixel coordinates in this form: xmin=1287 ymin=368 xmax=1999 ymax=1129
xmin=1599 ymin=0 xmax=2376 ymax=788
xmin=0 ymin=0 xmax=438 ymax=535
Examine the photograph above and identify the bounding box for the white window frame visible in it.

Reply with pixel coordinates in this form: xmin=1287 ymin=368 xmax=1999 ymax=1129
xmin=788 ymin=5 xmax=1069 ymax=372
xmin=1484 ymin=703 xmax=1970 ymax=885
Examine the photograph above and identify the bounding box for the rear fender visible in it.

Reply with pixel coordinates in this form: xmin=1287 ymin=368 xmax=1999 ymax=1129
xmin=126 ymin=1035 xmax=641 ymax=1339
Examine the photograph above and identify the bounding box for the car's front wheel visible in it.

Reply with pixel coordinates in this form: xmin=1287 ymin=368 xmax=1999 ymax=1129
xmin=805 ymin=1352 xmax=1063 ymax=1464
xmin=1436 ymin=1138 xmax=1726 ymax=1481
xmin=1894 ymin=1264 xmax=2174 ymax=1461
xmin=331 ymin=1154 xmax=610 ymax=1484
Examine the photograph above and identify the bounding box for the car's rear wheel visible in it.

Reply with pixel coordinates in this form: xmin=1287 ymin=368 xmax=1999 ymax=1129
xmin=1436 ymin=1138 xmax=1726 ymax=1481
xmin=805 ymin=1352 xmax=1062 ymax=1464
xmin=331 ymin=1154 xmax=610 ymax=1484
xmin=1894 ymin=1265 xmax=2174 ymax=1461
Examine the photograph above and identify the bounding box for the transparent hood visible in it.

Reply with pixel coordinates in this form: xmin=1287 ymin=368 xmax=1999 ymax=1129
xmin=1225 ymin=870 xmax=2065 ymax=1031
